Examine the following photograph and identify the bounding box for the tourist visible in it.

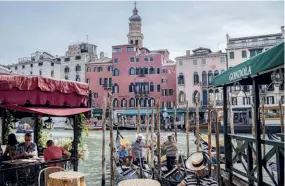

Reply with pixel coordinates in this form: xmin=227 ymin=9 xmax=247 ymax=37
xmin=117 ymin=145 xmax=130 ymax=166
xmin=3 ymin=133 xmax=19 ymax=159
xmin=178 ymin=152 xmax=218 ymax=186
xmin=44 ymin=140 xmax=71 ymax=167
xmin=16 ymin=132 xmax=37 ymax=159
xmin=163 ymin=134 xmax=177 ymax=171
xmin=131 ymin=134 xmax=150 ymax=168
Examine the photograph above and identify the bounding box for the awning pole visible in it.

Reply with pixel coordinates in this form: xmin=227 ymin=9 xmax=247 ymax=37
xmin=101 ymin=97 xmax=107 ymax=186
xmin=73 ymin=114 xmax=79 ymax=171
xmin=109 ymin=93 xmax=115 ymax=186
xmin=185 ymin=101 xmax=189 ymax=157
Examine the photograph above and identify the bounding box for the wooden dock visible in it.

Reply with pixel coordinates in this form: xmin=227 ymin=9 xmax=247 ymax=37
xmin=220 ymin=163 xmax=276 ymax=186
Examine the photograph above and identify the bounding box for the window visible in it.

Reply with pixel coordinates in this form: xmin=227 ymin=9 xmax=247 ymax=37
xmin=121 ymin=98 xmax=127 ymax=107
xmin=64 ymin=58 xmax=70 ymax=62
xmin=144 ymin=57 xmax=149 ymax=62
xmin=113 ymin=84 xmax=119 ymax=93
xmin=136 ymin=58 xmax=140 ymax=62
xmin=75 ymin=75 xmax=80 ymax=82
xmin=202 ymin=71 xmax=207 ymax=86
xmin=86 ymin=78 xmax=90 ymax=84
xmin=150 ymin=57 xmax=154 ymax=62
xmin=208 ymin=71 xmax=213 ymax=86
xmin=242 ymin=50 xmax=247 ymax=58
xmin=94 ymin=93 xmax=98 ymax=98
xmin=281 ymin=96 xmax=284 ymax=104
xmin=220 ymin=56 xmax=225 ymax=63
xmin=193 ymin=91 xmax=200 ymax=103
xmin=229 ymin=52 xmax=234 ymax=59
xmin=108 ymin=66 xmax=113 ymax=72
xmin=162 ymin=69 xmax=168 ymax=74
xmin=178 ymin=91 xmax=185 ymax=103
xmin=144 ymin=67 xmax=148 ymax=74
xmin=129 ymin=67 xmax=135 ymax=75
xmin=113 ymin=48 xmax=122 ymax=53
xmin=130 ymin=57 xmax=135 ymax=62
xmin=157 ymin=68 xmax=160 ymax=74
xmin=266 ymin=96 xmax=275 ymax=104
xmin=232 ymin=97 xmax=237 ymax=105
xmin=194 ymin=72 xmax=199 ymax=85
xmin=51 ymin=63 xmax=54 ymax=66
xmin=129 ymin=83 xmax=134 ymax=92
xmin=64 ymin=66 xmax=69 ymax=73
xmin=86 ymin=67 xmax=91 ymax=72
xmin=75 ymin=65 xmax=81 ymax=72
xmin=99 ymin=78 xmax=102 ymax=85
xmin=193 ymin=59 xmax=197 ymax=65
xmin=30 ymin=71 xmax=33 ymax=75
xmin=178 ymin=73 xmax=184 ymax=85
xmin=179 ymin=61 xmax=183 ymax=66
xmin=22 ymin=65 xmax=25 ymax=69
xmin=113 ymin=68 xmax=119 ymax=76
xmin=127 ymin=47 xmax=134 ymax=52
xmin=39 ymin=70 xmax=42 ymax=76
xmin=30 ymin=64 xmax=33 ymax=68
xmin=38 ymin=62 xmax=43 ymax=66
xmin=157 ymin=84 xmax=161 ymax=92
xmin=114 ymin=58 xmax=118 ymax=63
xmin=201 ymin=58 xmax=206 ymax=64
xmin=65 ymin=75 xmax=68 ymax=80
xmin=97 ymin=67 xmax=103 ymax=72
xmin=243 ymin=85 xmax=249 ymax=92
xmin=51 ymin=70 xmax=54 ymax=77
xmin=243 ymin=97 xmax=251 ymax=105
xmin=150 ymin=82 xmax=154 ymax=92
xmin=149 ymin=67 xmax=155 ymax=74
xmin=161 ymin=79 xmax=167 ymax=83
xmin=113 ymin=98 xmax=118 ymax=107
xmin=129 ymin=98 xmax=135 ymax=107
xmin=250 ymin=49 xmax=263 ymax=58
xmin=93 ymin=67 xmax=96 ymax=72
xmin=169 ymin=89 xmax=174 ymax=96
xmin=214 ymin=70 xmax=219 ymax=77
xmin=15 ymin=66 xmax=17 ymax=70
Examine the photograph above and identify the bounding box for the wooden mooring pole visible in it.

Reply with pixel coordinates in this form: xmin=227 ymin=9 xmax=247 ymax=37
xmin=150 ymin=103 xmax=155 ymax=169
xmin=195 ymin=96 xmax=199 ymax=152
xmin=109 ymin=93 xmax=115 ymax=186
xmin=207 ymin=97 xmax=212 ymax=174
xmin=214 ymin=105 xmax=221 ymax=185
xmin=174 ymin=104 xmax=177 ymax=142
xmin=279 ymin=100 xmax=284 ymax=133
xmin=101 ymin=97 xmax=106 ymax=186
xmin=261 ymin=99 xmax=266 ymax=157
xmin=185 ymin=101 xmax=189 ymax=157
xmin=137 ymin=104 xmax=141 ymax=134
xmin=156 ymin=100 xmax=161 ymax=174
xmin=145 ymin=104 xmax=149 ymax=164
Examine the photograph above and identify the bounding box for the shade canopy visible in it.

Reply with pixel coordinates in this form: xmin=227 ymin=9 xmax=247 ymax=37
xmin=0 ymin=104 xmax=92 ymax=116
xmin=214 ymin=42 xmax=284 ymax=87
xmin=0 ymin=75 xmax=90 ymax=107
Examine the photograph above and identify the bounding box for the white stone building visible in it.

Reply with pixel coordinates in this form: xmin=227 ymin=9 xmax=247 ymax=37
xmin=6 ymin=51 xmax=61 ymax=78
xmin=59 ymin=42 xmax=97 ymax=82
xmin=226 ymin=26 xmax=284 ymax=105
xmin=175 ymin=48 xmax=227 ymax=108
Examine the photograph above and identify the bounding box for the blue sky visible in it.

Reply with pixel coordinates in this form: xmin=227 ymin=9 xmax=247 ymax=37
xmin=0 ymin=1 xmax=283 ymax=65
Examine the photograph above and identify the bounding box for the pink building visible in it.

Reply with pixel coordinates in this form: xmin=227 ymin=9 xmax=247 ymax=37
xmin=86 ymin=4 xmax=176 ymax=110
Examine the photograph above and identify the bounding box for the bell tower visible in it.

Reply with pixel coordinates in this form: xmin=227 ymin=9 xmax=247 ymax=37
xmin=127 ymin=1 xmax=144 ymax=48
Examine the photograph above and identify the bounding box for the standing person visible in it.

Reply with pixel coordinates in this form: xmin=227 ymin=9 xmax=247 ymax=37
xmin=130 ymin=134 xmax=150 ymax=168
xmin=3 ymin=133 xmax=19 ymax=159
xmin=44 ymin=140 xmax=71 ymax=167
xmin=16 ymin=132 xmax=37 ymax=159
xmin=178 ymin=152 xmax=218 ymax=186
xmin=163 ymin=134 xmax=177 ymax=171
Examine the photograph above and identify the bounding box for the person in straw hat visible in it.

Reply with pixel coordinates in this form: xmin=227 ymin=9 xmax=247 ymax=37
xmin=178 ymin=151 xmax=218 ymax=186
xmin=130 ymin=133 xmax=151 ymax=168
xmin=163 ymin=133 xmax=177 ymax=171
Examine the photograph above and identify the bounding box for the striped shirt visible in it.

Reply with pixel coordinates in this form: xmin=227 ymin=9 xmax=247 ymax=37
xmin=164 ymin=140 xmax=177 ymax=157
xmin=182 ymin=175 xmax=218 ymax=186
xmin=131 ymin=141 xmax=145 ymax=159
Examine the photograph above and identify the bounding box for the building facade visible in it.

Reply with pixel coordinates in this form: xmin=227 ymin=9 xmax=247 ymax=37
xmin=86 ymin=4 xmax=176 ymax=110
xmin=175 ymin=48 xmax=227 ymax=108
xmin=6 ymin=51 xmax=61 ymax=78
xmin=226 ymin=26 xmax=284 ymax=105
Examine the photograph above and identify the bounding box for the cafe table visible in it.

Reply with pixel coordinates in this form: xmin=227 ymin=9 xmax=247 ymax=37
xmin=47 ymin=171 xmax=86 ymax=186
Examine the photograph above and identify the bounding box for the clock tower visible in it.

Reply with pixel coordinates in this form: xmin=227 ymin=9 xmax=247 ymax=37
xmin=127 ymin=2 xmax=144 ymax=48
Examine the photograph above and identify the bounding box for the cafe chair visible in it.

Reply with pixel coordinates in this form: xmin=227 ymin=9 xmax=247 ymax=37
xmin=38 ymin=166 xmax=66 ymax=186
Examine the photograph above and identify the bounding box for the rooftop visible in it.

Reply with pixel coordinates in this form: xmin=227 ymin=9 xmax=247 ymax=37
xmin=87 ymin=57 xmax=112 ymax=64
xmin=228 ymin=33 xmax=282 ymax=42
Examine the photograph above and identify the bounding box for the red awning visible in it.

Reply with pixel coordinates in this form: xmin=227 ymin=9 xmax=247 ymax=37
xmin=0 ymin=104 xmax=92 ymax=116
xmin=0 ymin=75 xmax=90 ymax=107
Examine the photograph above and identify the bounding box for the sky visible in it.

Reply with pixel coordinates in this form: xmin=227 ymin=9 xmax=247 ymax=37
xmin=0 ymin=1 xmax=284 ymax=65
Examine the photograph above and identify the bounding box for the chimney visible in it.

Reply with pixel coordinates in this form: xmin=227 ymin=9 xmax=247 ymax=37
xmin=186 ymin=50 xmax=190 ymax=57
xmin=100 ymin=52 xmax=104 ymax=59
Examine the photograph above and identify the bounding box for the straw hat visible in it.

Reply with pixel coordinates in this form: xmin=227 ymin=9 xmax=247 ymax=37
xmin=186 ymin=152 xmax=207 ymax=171
xmin=118 ymin=179 xmax=161 ymax=186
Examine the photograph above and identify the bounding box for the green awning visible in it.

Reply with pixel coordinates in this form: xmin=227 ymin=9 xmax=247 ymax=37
xmin=214 ymin=42 xmax=284 ymax=87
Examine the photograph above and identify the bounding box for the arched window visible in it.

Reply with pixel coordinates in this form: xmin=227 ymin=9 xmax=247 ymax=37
xmin=140 ymin=98 xmax=144 ymax=107
xmin=150 ymin=82 xmax=154 ymax=92
xmin=144 ymin=67 xmax=149 ymax=74
xmin=75 ymin=64 xmax=81 ymax=72
xmin=129 ymin=98 xmax=135 ymax=107
xmin=86 ymin=67 xmax=91 ymax=72
xmin=144 ymin=98 xmax=148 ymax=107
xmin=113 ymin=83 xmax=119 ymax=93
xmin=136 ymin=98 xmax=140 ymax=107
xmin=202 ymin=90 xmax=208 ymax=105
xmin=221 ymin=69 xmax=225 ymax=74
xmin=64 ymin=66 xmax=69 ymax=73
xmin=178 ymin=91 xmax=185 ymax=104
xmin=121 ymin=98 xmax=127 ymax=107
xmin=194 ymin=72 xmax=199 ymax=85
xmin=149 ymin=67 xmax=155 ymax=74
xmin=214 ymin=70 xmax=219 ymax=77
xmin=113 ymin=98 xmax=118 ymax=107
xmin=129 ymin=83 xmax=134 ymax=92
xmin=209 ymin=89 xmax=214 ymax=101
xmin=149 ymin=97 xmax=155 ymax=106
xmin=193 ymin=90 xmax=200 ymax=103
xmin=208 ymin=71 xmax=213 ymax=86
xmin=215 ymin=89 xmax=220 ymax=101
xmin=113 ymin=68 xmax=119 ymax=76
xmin=202 ymin=71 xmax=207 ymax=86
xmin=129 ymin=67 xmax=135 ymax=75
xmin=178 ymin=73 xmax=184 ymax=85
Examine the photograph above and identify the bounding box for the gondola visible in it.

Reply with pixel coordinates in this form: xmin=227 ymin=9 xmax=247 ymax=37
xmin=114 ymin=130 xmax=153 ymax=181
xmin=266 ymin=126 xmax=280 ymax=141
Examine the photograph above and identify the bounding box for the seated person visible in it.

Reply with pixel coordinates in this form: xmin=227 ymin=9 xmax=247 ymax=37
xmin=117 ymin=145 xmax=130 ymax=166
xmin=3 ymin=133 xmax=19 ymax=160
xmin=44 ymin=140 xmax=71 ymax=167
xmin=16 ymin=132 xmax=37 ymax=159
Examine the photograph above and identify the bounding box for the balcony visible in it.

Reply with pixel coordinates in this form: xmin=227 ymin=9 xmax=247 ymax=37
xmin=135 ymin=91 xmax=149 ymax=97
xmin=103 ymin=83 xmax=112 ymax=89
